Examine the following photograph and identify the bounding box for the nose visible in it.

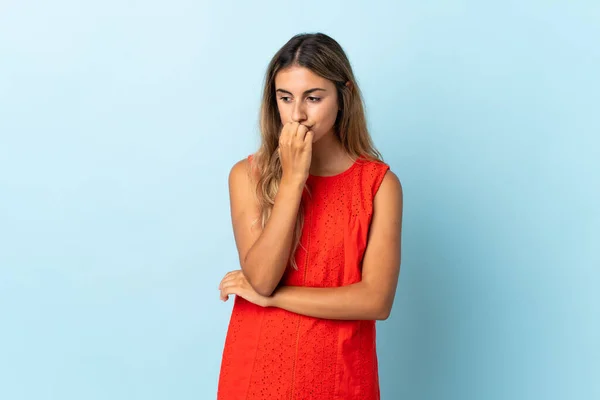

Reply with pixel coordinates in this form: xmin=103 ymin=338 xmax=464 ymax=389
xmin=291 ymin=101 xmax=307 ymax=124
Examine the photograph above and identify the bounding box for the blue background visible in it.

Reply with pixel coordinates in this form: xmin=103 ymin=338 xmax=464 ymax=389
xmin=1 ymin=1 xmax=598 ymax=399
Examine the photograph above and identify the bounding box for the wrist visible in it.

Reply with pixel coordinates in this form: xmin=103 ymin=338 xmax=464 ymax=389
xmin=280 ymin=175 xmax=306 ymax=190
xmin=264 ymin=291 xmax=278 ymax=308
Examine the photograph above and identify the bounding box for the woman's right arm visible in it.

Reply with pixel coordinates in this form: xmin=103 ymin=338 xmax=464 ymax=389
xmin=228 ymin=158 xmax=305 ymax=297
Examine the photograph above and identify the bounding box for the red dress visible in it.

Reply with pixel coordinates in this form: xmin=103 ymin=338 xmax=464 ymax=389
xmin=218 ymin=153 xmax=390 ymax=400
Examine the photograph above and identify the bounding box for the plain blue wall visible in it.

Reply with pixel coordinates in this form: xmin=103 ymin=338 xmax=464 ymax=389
xmin=1 ymin=1 xmax=598 ymax=399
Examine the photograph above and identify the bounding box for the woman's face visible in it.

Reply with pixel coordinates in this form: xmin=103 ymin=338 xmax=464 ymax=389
xmin=274 ymin=66 xmax=340 ymax=143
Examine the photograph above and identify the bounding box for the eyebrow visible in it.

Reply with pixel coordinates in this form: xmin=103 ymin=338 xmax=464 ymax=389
xmin=275 ymin=88 xmax=327 ymax=95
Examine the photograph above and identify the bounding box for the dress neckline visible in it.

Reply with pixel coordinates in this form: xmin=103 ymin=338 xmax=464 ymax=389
xmin=307 ymin=156 xmax=361 ymax=180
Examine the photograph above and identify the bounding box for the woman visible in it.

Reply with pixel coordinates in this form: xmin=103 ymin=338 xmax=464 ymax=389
xmin=217 ymin=32 xmax=403 ymax=399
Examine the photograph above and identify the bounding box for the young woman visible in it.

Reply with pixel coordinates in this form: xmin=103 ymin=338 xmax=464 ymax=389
xmin=217 ymin=32 xmax=403 ymax=400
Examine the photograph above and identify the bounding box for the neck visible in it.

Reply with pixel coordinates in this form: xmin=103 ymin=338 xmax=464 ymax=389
xmin=309 ymin=130 xmax=350 ymax=175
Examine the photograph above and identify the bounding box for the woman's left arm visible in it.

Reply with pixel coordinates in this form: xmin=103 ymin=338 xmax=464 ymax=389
xmin=268 ymin=171 xmax=403 ymax=321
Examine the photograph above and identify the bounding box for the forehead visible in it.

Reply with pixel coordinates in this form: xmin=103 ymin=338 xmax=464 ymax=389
xmin=275 ymin=66 xmax=333 ymax=91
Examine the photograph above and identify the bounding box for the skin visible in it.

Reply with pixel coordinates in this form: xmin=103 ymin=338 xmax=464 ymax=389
xmin=218 ymin=66 xmax=403 ymax=321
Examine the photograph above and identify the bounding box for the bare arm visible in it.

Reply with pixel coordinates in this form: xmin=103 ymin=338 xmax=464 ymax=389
xmin=267 ymin=170 xmax=403 ymax=320
xmin=228 ymin=158 xmax=304 ymax=297
xmin=267 ymin=283 xmax=384 ymax=320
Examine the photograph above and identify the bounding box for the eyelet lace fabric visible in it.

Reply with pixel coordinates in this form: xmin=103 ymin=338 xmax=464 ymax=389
xmin=218 ymin=154 xmax=391 ymax=400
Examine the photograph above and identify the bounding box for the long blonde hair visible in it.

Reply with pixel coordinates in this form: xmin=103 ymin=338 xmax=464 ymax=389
xmin=249 ymin=32 xmax=384 ymax=271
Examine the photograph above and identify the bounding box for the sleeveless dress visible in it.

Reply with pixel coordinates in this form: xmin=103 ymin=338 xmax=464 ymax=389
xmin=218 ymin=153 xmax=391 ymax=400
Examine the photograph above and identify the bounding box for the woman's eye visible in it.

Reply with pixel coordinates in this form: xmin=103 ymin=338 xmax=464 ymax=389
xmin=278 ymin=97 xmax=321 ymax=103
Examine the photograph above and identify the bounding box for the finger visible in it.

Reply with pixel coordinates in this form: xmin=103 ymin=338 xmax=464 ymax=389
xmin=220 ymin=279 xmax=235 ymax=289
xmin=295 ymin=124 xmax=309 ymax=140
xmin=281 ymin=122 xmax=299 ymax=144
xmin=304 ymin=130 xmax=314 ymax=144
xmin=221 ymin=286 xmax=237 ymax=300
xmin=219 ymin=271 xmax=239 ymax=288
xmin=220 ymin=291 xmax=230 ymax=301
xmin=220 ymin=285 xmax=230 ymax=300
xmin=282 ymin=121 xmax=297 ymax=140
xmin=220 ymin=290 xmax=229 ymax=301
xmin=290 ymin=122 xmax=300 ymax=136
xmin=220 ymin=279 xmax=242 ymax=294
xmin=219 ymin=273 xmax=232 ymax=288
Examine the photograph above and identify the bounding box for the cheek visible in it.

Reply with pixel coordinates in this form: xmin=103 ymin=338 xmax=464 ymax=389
xmin=276 ymin=105 xmax=286 ymax=120
xmin=311 ymin=105 xmax=338 ymax=128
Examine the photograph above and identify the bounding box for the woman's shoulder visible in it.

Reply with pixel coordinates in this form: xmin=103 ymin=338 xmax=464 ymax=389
xmin=356 ymin=155 xmax=391 ymax=177
xmin=354 ymin=155 xmax=400 ymax=199
xmin=355 ymin=153 xmax=388 ymax=167
xmin=229 ymin=153 xmax=259 ymax=186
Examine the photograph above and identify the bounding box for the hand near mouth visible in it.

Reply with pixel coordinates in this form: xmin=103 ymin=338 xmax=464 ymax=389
xmin=277 ymin=121 xmax=314 ymax=185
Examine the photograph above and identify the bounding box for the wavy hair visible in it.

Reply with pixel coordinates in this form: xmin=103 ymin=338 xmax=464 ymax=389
xmin=248 ymin=32 xmax=384 ymax=271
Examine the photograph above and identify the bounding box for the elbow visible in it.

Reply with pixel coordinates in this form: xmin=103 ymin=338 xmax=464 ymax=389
xmin=253 ymin=281 xmax=276 ymax=298
xmin=243 ymin=271 xmax=277 ymax=297
xmin=365 ymin=284 xmax=393 ymax=321
xmin=376 ymin=308 xmax=391 ymax=321
xmin=241 ymin=256 xmax=279 ymax=297
xmin=375 ymin=302 xmax=393 ymax=321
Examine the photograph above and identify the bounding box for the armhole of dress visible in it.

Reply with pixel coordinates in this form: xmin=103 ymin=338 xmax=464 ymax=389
xmin=247 ymin=154 xmax=255 ymax=177
xmin=372 ymin=164 xmax=391 ymax=199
